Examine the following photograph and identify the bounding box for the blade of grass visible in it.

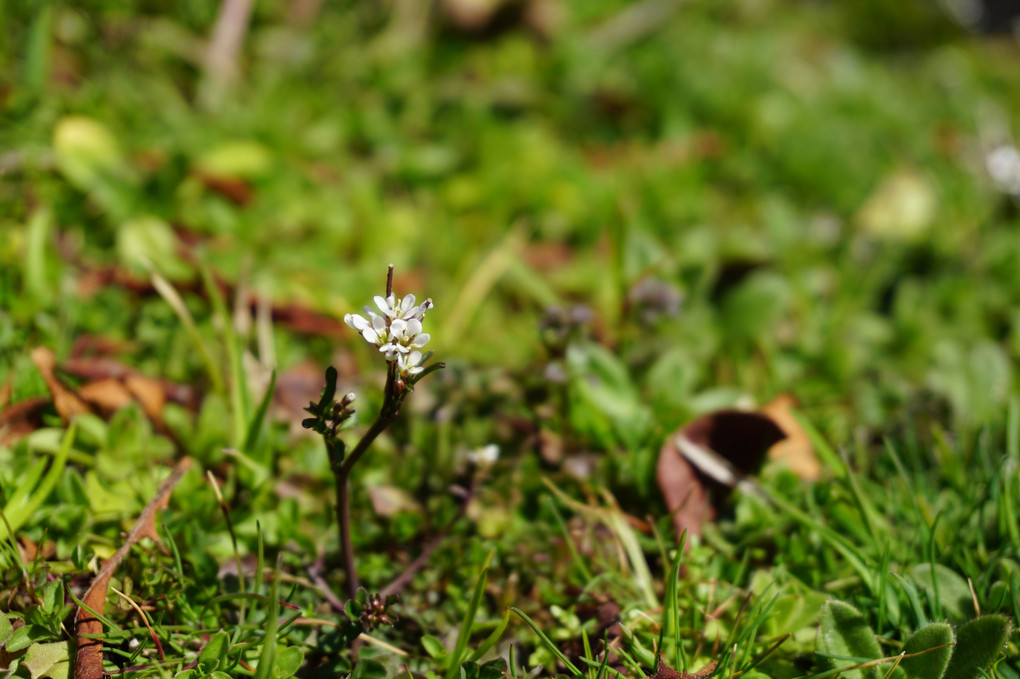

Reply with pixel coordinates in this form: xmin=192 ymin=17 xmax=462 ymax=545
xmin=446 ymin=549 xmax=494 ymax=679
xmin=150 ymin=269 xmax=225 ymax=394
xmin=0 ymin=422 xmax=74 ymax=542
xmin=545 ymin=496 xmax=594 ymax=583
xmin=660 ymin=532 xmax=688 ymax=672
xmin=201 ymin=262 xmax=249 ymax=448
xmin=243 ymin=369 xmax=277 ymax=454
xmin=252 ymin=555 xmax=281 ymax=679
xmin=468 ymin=608 xmax=511 ymax=662
xmin=511 ymin=607 xmax=583 ymax=676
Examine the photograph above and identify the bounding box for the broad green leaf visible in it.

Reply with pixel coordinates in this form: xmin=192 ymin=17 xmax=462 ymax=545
xmin=195 ymin=141 xmax=273 ymax=180
xmin=52 ymin=116 xmax=122 ymax=188
xmin=21 ymin=640 xmax=72 ymax=679
xmin=818 ymin=600 xmax=882 ymax=679
xmin=942 ymin=615 xmax=1010 ymax=679
xmin=909 ymin=564 xmax=973 ymax=622
xmin=5 ymin=624 xmax=52 ymax=653
xmin=199 ymin=630 xmax=230 ymax=671
xmin=900 ymin=622 xmax=953 ymax=679
xmin=273 ymin=646 xmax=304 ymax=678
xmin=477 ymin=658 xmax=507 ymax=679
xmin=117 ymin=217 xmax=191 ymax=279
xmin=422 ymin=634 xmax=447 ymax=659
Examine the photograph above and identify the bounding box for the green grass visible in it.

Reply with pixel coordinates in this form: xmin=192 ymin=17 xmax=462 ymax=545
xmin=1 ymin=0 xmax=1020 ymax=676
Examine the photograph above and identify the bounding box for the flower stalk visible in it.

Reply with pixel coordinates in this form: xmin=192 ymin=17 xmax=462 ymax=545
xmin=304 ymin=265 xmax=443 ymax=599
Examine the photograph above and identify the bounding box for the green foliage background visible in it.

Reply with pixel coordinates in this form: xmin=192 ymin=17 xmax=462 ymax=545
xmin=1 ymin=0 xmax=1019 ymax=677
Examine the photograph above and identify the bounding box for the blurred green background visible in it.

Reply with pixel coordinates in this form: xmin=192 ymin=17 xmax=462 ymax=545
xmin=3 ymin=0 xmax=1020 ymax=441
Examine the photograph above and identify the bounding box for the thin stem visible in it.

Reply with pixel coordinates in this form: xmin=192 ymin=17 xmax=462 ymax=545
xmin=333 ymin=371 xmax=405 ymax=599
xmin=335 ymin=471 xmax=359 ymax=598
xmin=386 ymin=264 xmax=394 ymax=297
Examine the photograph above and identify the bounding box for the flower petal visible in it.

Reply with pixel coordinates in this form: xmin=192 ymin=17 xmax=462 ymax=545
xmin=411 ymin=333 xmax=430 ymax=348
xmin=375 ymin=295 xmax=396 ymax=317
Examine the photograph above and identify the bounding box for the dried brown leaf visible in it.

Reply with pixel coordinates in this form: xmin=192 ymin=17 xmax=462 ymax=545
xmin=0 ymin=396 xmax=49 ymax=444
xmin=760 ymin=395 xmax=820 ymax=480
xmin=74 ymin=457 xmax=193 ymax=679
xmin=123 ymin=375 xmax=167 ymax=424
xmin=30 ymin=347 xmax=91 ymax=422
xmin=656 ymin=441 xmax=714 ymax=540
xmin=77 ymin=379 xmax=133 ymax=413
xmin=657 ymin=409 xmax=786 ymax=542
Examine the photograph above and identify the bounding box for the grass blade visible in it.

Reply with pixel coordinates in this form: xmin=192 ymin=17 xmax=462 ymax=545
xmin=446 ymin=550 xmax=494 ymax=679
xmin=511 ymin=607 xmax=583 ymax=676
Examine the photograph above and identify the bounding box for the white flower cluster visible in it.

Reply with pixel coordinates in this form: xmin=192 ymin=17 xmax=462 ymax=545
xmin=344 ymin=293 xmax=433 ymax=376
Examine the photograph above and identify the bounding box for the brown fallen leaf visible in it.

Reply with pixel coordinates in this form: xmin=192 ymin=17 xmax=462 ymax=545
xmin=760 ymin=395 xmax=820 ymax=480
xmin=123 ymin=374 xmax=167 ymax=425
xmin=657 ymin=409 xmax=786 ymax=541
xmin=61 ymin=357 xmax=196 ymax=411
xmin=30 ymin=347 xmax=91 ymax=423
xmin=77 ymin=379 xmax=134 ymax=413
xmin=74 ymin=457 xmax=193 ymax=679
xmin=0 ymin=396 xmax=49 ymax=445
xmin=656 ymin=441 xmax=714 ymax=541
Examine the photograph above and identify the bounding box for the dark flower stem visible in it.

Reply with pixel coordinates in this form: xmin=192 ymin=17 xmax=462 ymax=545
xmin=334 ymin=363 xmax=404 ymax=598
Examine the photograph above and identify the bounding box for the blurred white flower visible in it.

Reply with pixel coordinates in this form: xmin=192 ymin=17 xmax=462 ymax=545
xmin=987 ymin=144 xmax=1020 ymax=197
xmin=467 ymin=444 xmax=500 ymax=466
xmin=345 ymin=291 xmax=434 ymax=378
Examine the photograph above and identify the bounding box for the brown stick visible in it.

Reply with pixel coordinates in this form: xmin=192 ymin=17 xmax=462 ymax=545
xmin=74 ymin=457 xmax=193 ymax=679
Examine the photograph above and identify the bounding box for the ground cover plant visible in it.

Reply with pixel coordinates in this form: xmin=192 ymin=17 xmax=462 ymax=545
xmin=1 ymin=0 xmax=1020 ymax=676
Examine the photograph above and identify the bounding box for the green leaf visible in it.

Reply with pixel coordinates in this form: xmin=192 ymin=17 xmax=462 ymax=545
xmin=478 ymin=658 xmax=508 ymax=679
xmin=818 ymin=600 xmax=882 ymax=679
xmin=942 ymin=615 xmax=1010 ymax=679
xmin=900 ymin=622 xmax=953 ymax=679
xmin=422 ymin=635 xmax=448 ymax=659
xmin=5 ymin=624 xmax=52 ymax=653
xmin=272 ymin=646 xmax=304 ymax=678
xmin=199 ymin=630 xmax=230 ymax=671
xmin=21 ymin=640 xmax=72 ymax=679
xmin=0 ymin=609 xmax=12 ymax=646
xmin=909 ymin=564 xmax=973 ymax=622
xmin=38 ymin=580 xmax=63 ymax=616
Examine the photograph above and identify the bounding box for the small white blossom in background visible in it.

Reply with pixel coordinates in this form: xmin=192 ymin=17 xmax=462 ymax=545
xmin=467 ymin=444 xmax=500 ymax=467
xmin=986 ymin=144 xmax=1020 ymax=197
xmin=344 ymin=293 xmax=433 ymax=376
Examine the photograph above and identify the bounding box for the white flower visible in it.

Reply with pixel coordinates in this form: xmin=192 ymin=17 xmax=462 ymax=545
xmin=467 ymin=444 xmax=500 ymax=466
xmin=345 ymin=291 xmax=434 ymax=376
xmin=396 ymin=351 xmax=424 ymax=376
